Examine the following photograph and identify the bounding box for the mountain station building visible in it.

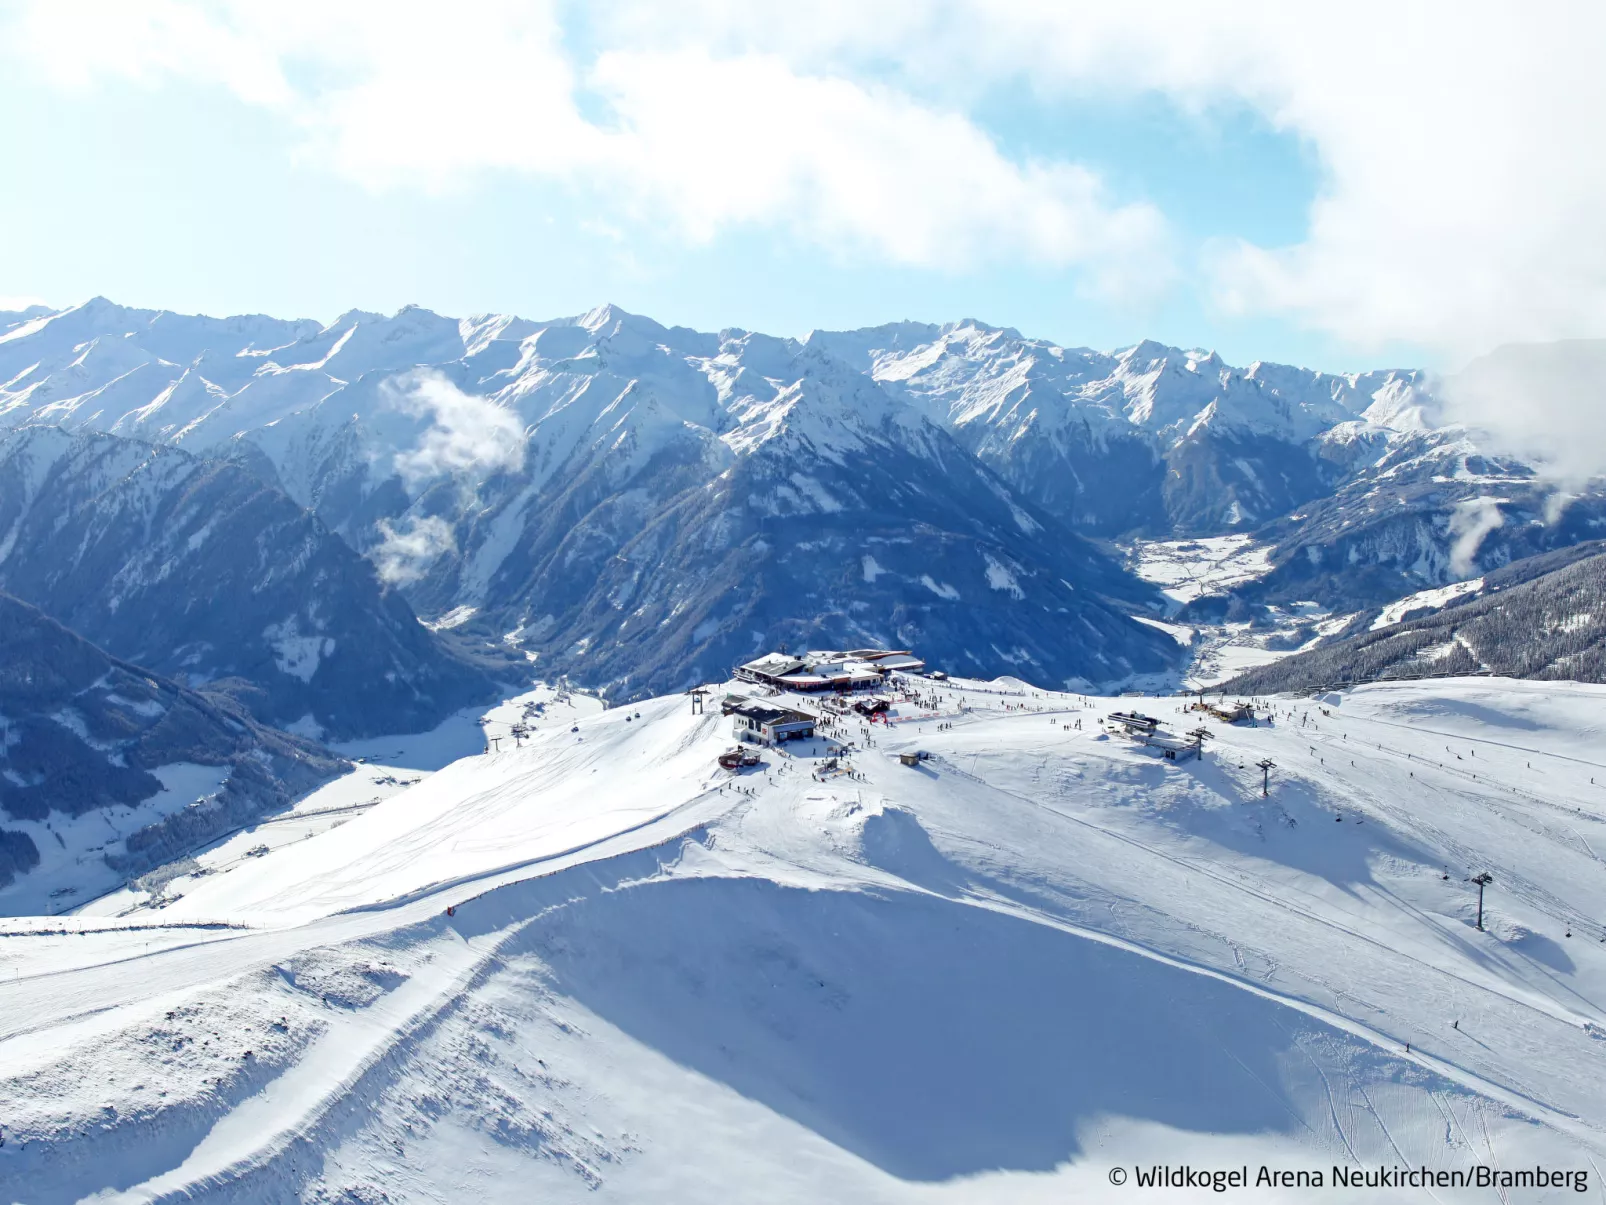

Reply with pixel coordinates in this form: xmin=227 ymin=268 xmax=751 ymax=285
xmin=730 ymin=702 xmax=817 ymax=745
xmin=734 ymin=648 xmax=926 ymax=692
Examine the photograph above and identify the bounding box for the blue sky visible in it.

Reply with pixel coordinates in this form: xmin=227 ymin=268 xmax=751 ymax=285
xmin=1 ymin=3 xmax=1598 ymax=375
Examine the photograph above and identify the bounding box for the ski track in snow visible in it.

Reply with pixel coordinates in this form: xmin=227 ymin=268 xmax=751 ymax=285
xmin=4 ymin=677 xmax=1606 ymax=1200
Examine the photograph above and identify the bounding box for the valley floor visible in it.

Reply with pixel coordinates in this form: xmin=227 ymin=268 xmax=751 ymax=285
xmin=1122 ymin=535 xmax=1354 ymax=689
xmin=5 ymin=675 xmax=1606 ymax=1201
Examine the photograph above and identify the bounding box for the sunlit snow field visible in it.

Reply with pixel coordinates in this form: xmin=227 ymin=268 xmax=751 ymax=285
xmin=5 ymin=671 xmax=1606 ymax=1201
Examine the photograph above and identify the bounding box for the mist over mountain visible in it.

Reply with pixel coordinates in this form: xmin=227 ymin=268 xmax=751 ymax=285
xmin=0 ymin=423 xmax=495 ymax=739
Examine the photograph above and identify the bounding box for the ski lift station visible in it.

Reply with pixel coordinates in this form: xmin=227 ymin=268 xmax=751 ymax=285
xmin=725 ymin=646 xmax=937 ymax=747
xmin=1106 ymin=710 xmax=1160 ymax=736
xmin=1138 ymin=733 xmax=1202 ymax=762
xmin=730 ymin=701 xmax=817 ymax=745
xmin=1105 ymin=708 xmax=1203 ymax=761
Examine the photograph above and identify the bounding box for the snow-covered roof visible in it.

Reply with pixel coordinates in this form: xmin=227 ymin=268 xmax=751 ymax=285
xmin=873 ymin=653 xmax=926 ymax=671
xmin=732 ymin=702 xmax=815 ymax=727
xmin=740 ymin=654 xmax=808 ymax=677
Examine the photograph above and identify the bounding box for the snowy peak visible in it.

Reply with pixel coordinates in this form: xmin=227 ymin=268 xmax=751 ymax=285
xmin=708 ymin=329 xmax=804 ymax=390
xmin=802 ymin=319 xmax=944 ymax=371
xmin=870 ymin=325 xmax=1368 ymax=444
xmin=718 ymin=343 xmax=919 ymax=462
xmin=326 ymin=307 xmax=390 ymax=329
xmin=1357 ymin=371 xmax=1441 ymax=433
xmin=0 ymin=295 xmax=1436 ymax=486
xmin=573 ymin=303 xmax=718 ymax=362
xmin=1117 ymin=336 xmax=1174 ymax=367
xmin=459 ymin=312 xmax=542 ymax=361
xmin=269 ymin=305 xmax=467 ymax=381
xmin=578 ymin=301 xmax=659 ymax=339
xmin=836 ymin=326 xmax=1461 ymax=536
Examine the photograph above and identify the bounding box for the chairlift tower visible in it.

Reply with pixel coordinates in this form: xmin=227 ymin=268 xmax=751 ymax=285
xmin=1256 ymin=758 xmax=1276 ymax=797
xmin=688 ymin=687 xmax=709 ymax=715
xmin=1470 ymin=871 xmax=1493 ymax=931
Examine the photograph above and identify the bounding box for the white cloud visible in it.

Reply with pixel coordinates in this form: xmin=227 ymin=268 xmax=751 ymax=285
xmin=599 ymin=1 xmax=1606 ymax=358
xmin=6 ymin=0 xmax=1171 ymax=300
xmin=1173 ymin=5 xmax=1606 ymax=359
xmin=12 ymin=2 xmax=1606 ymax=361
xmin=588 ymin=49 xmax=1170 ymax=295
xmin=1441 ymin=341 xmax=1606 ymax=486
xmin=387 ymin=369 xmax=527 ymax=485
xmin=1447 ymin=497 xmax=1505 ymax=577
xmin=13 ymin=0 xmax=296 ymax=105
xmin=370 ymin=514 xmax=456 ymax=585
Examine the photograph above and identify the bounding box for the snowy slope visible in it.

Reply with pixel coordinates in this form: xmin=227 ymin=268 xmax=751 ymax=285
xmin=5 ymin=673 xmax=1606 ymax=1200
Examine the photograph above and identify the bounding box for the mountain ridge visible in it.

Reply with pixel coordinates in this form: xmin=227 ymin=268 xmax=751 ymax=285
xmin=0 ymin=423 xmax=497 ymax=738
xmin=6 ymin=295 xmax=1603 ymax=699
xmin=0 ymin=590 xmax=347 ymax=908
xmin=1220 ymin=543 xmax=1606 ymax=695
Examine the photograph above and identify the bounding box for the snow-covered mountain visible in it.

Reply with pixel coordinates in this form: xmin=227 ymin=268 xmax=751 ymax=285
xmin=4 ymin=296 xmax=1602 ymax=693
xmin=817 ymin=321 xmax=1606 ymax=606
xmin=0 ymin=592 xmax=346 ymax=912
xmin=14 ymin=294 xmax=1606 ymax=1199
xmin=1223 ymin=541 xmax=1606 ymax=694
xmin=0 ymin=299 xmax=1187 ymax=694
xmin=5 ymin=672 xmax=1606 ymax=1197
xmin=812 ymin=320 xmax=1434 ymax=532
xmin=0 ymin=425 xmax=494 ymax=738
xmin=1238 ymin=425 xmax=1606 ymax=609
